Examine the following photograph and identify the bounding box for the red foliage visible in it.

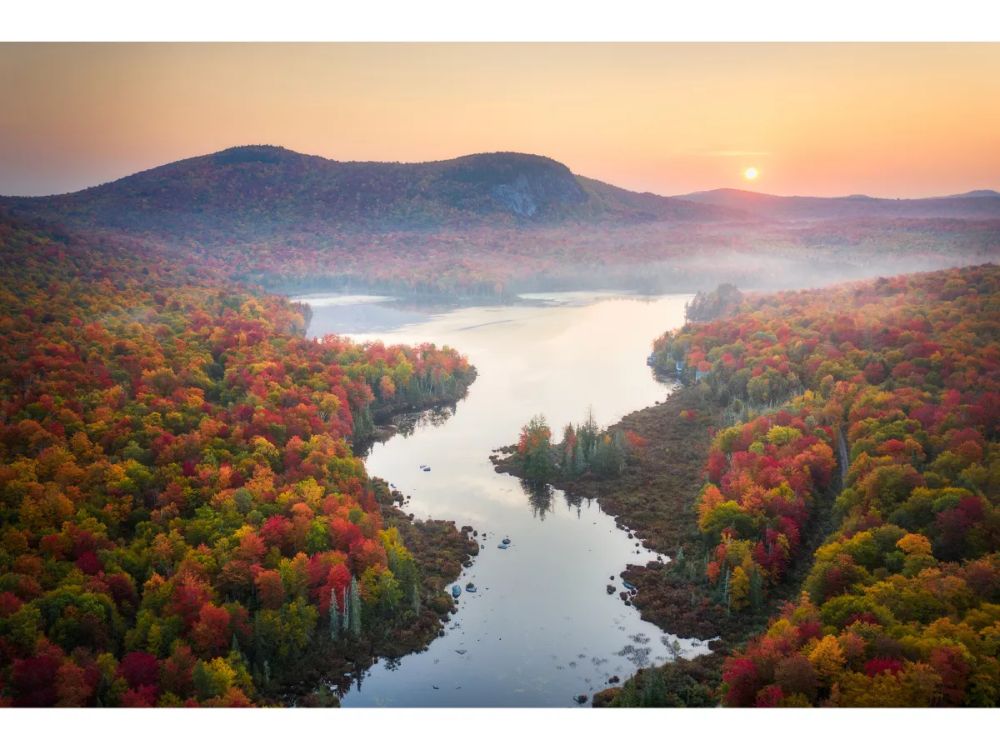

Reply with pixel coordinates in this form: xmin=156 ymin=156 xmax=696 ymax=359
xmin=191 ymin=603 xmax=232 ymax=657
xmin=119 ymin=652 xmax=160 ymax=689
xmin=864 ymin=657 xmax=904 ymax=677
xmin=722 ymin=657 xmax=762 ymax=707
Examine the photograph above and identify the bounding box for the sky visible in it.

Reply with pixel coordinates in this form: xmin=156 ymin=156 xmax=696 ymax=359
xmin=1 ymin=43 xmax=999 ymax=198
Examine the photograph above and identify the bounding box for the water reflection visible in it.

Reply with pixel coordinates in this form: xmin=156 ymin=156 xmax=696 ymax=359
xmin=521 ymin=479 xmax=554 ymax=519
xmin=295 ymin=290 xmax=714 ymax=707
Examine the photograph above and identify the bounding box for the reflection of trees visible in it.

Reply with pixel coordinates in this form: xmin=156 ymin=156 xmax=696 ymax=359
xmin=394 ymin=404 xmax=457 ymax=437
xmin=564 ymin=492 xmax=586 ymax=518
xmin=520 ymin=479 xmax=554 ymax=519
xmin=355 ymin=404 xmax=459 ymax=457
xmin=519 ymin=484 xmax=594 ymax=520
xmin=618 ymin=643 xmax=652 ymax=669
xmin=382 ymin=656 xmax=403 ymax=672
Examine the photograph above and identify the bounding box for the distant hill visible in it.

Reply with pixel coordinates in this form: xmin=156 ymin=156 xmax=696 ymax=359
xmin=674 ymin=187 xmax=1000 ymax=221
xmin=0 ymin=145 xmax=740 ymax=242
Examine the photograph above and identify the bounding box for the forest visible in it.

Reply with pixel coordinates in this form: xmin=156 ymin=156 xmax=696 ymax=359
xmin=4 ymin=147 xmax=998 ymax=301
xmin=0 ymin=215 xmax=476 ymax=706
xmin=499 ymin=265 xmax=997 ymax=707
xmin=643 ymin=265 xmax=998 ymax=706
xmin=1 ymin=152 xmax=998 ymax=707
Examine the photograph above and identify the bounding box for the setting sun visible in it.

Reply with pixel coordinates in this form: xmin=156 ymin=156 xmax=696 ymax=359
xmin=1 ymin=34 xmax=999 ymax=720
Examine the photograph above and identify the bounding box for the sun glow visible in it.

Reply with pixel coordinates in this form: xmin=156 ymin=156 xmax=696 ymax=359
xmin=743 ymin=166 xmax=759 ymax=181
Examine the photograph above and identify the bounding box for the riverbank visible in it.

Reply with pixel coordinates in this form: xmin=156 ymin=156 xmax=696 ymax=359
xmin=297 ymin=289 xmax=695 ymax=706
xmin=491 ymin=382 xmax=841 ymax=706
xmin=265 ymin=477 xmax=479 ymax=706
xmin=355 ymin=390 xmax=475 ymax=452
xmin=491 ymin=385 xmax=733 ymax=638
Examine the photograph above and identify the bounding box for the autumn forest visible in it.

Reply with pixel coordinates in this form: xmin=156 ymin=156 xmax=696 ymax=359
xmin=2 ymin=39 xmax=1000 ymax=715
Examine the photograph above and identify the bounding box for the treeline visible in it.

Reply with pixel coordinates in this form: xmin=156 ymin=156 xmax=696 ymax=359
xmin=0 ymin=217 xmax=475 ymax=706
xmin=318 ymin=336 xmax=476 ymax=444
xmin=650 ymin=264 xmax=999 ymax=706
xmin=514 ymin=411 xmax=644 ymax=484
xmin=685 ymin=283 xmax=744 ymax=322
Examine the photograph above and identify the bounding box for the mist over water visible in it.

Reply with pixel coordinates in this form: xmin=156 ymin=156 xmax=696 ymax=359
xmin=297 ymin=291 xmax=714 ymax=706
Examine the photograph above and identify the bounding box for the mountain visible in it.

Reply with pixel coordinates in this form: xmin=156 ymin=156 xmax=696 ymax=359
xmin=674 ymin=187 xmax=1000 ymax=221
xmin=0 ymin=146 xmax=739 ymax=242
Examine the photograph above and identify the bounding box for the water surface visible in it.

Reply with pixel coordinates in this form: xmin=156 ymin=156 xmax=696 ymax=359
xmin=297 ymin=291 xmax=711 ymax=706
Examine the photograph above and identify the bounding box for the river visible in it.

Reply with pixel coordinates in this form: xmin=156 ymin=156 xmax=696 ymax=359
xmin=295 ymin=290 xmax=713 ymax=706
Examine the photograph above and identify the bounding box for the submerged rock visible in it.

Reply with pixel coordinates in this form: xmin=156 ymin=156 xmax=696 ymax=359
xmin=606 ymin=584 xmax=616 ymax=595
xmin=574 ymin=694 xmax=588 ymax=705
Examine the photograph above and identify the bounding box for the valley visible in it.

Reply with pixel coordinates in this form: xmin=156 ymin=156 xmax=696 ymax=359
xmin=1 ymin=146 xmax=997 ymax=709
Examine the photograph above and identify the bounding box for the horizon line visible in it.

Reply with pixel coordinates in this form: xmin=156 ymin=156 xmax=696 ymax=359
xmin=2 ymin=143 xmax=997 ymax=203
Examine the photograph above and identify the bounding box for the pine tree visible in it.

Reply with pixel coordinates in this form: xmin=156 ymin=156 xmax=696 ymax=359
xmin=348 ymin=576 xmax=362 ymax=638
xmin=673 ymin=544 xmax=687 ymax=579
xmin=410 ymin=582 xmax=421 ymax=617
xmin=343 ymin=583 xmax=353 ymax=635
xmin=749 ymin=565 xmax=764 ymax=610
xmin=329 ymin=594 xmax=341 ymax=641
xmin=722 ymin=568 xmax=731 ymax=615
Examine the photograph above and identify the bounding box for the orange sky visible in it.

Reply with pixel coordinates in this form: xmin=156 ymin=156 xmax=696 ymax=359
xmin=1 ymin=43 xmax=999 ymax=198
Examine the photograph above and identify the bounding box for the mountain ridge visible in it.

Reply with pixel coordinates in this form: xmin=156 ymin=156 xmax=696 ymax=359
xmin=673 ymin=186 xmax=1000 ymax=220
xmin=2 ymin=145 xmax=997 ymax=245
xmin=0 ymin=145 xmax=742 ymax=240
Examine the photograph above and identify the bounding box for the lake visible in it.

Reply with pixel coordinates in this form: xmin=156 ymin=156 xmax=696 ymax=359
xmin=295 ymin=290 xmax=713 ymax=706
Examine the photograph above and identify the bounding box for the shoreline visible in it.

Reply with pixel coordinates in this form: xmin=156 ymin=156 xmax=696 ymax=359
xmin=491 ymin=380 xmax=841 ymax=706
xmin=264 ymin=478 xmax=479 ymax=706
xmin=490 ymin=384 xmax=732 ymax=641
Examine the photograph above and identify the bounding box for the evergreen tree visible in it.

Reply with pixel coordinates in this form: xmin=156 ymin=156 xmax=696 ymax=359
xmin=673 ymin=544 xmax=687 ymax=579
xmin=348 ymin=576 xmax=362 ymax=637
xmin=329 ymin=595 xmax=341 ymax=641
xmin=722 ymin=567 xmax=731 ymax=615
xmin=410 ymin=582 xmax=420 ymax=617
xmin=749 ymin=565 xmax=764 ymax=611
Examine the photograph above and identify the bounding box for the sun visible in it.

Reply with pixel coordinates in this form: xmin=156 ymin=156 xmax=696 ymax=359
xmin=743 ymin=166 xmax=759 ymax=181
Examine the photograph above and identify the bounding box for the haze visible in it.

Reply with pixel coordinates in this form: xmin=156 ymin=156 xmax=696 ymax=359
xmin=1 ymin=42 xmax=999 ymax=197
